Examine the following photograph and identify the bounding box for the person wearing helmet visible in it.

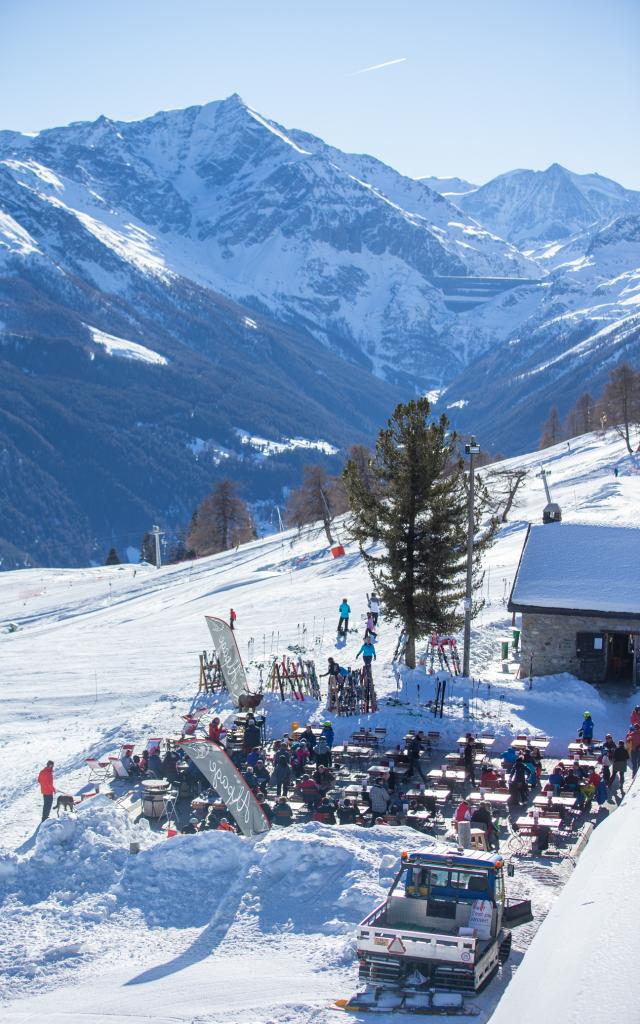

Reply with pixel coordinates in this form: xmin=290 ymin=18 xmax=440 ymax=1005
xmin=578 ymin=712 xmax=594 ymax=744
xmin=320 ymin=720 xmax=334 ymax=748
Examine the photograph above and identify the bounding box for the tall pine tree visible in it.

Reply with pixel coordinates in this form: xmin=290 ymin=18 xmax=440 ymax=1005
xmin=344 ymin=398 xmax=472 ymax=668
xmin=187 ymin=479 xmax=255 ymax=557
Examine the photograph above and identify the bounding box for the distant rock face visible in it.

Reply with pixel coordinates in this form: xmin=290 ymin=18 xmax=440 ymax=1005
xmin=0 ymin=96 xmax=639 ymax=566
xmin=417 ymin=175 xmax=477 ymax=196
xmin=454 ymin=163 xmax=640 ymax=246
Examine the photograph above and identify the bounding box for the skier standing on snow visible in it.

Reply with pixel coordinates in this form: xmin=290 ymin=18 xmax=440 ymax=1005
xmin=337 ymin=599 xmax=351 ymax=637
xmin=367 ymin=593 xmax=380 ymax=626
xmin=37 ymin=760 xmax=56 ymax=822
xmin=356 ymin=639 xmax=376 ymax=683
xmin=364 ymin=612 xmax=377 ymax=641
xmin=229 ymin=608 xmax=237 ymax=631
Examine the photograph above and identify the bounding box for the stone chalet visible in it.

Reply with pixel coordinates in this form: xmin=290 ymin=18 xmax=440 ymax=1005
xmin=508 ymin=522 xmax=640 ymax=684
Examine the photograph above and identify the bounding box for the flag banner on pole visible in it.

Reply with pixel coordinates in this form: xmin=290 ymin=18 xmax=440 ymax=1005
xmin=179 ymin=738 xmax=270 ymax=837
xmin=205 ymin=615 xmax=249 ymax=702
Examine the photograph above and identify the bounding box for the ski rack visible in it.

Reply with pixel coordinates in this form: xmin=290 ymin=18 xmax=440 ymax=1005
xmin=329 ymin=667 xmax=378 ymax=716
xmin=198 ymin=651 xmax=227 ymax=693
xmin=267 ymin=655 xmax=320 ymax=701
xmin=425 ymin=633 xmax=462 ymax=675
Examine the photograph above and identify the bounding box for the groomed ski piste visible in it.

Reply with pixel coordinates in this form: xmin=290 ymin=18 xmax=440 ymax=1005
xmin=1 ymin=428 xmax=639 ymax=1023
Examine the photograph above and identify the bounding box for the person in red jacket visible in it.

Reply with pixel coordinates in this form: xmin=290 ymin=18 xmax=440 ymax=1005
xmin=217 ymin=817 xmax=236 ymax=833
xmin=38 ymin=760 xmax=56 ymax=821
xmin=229 ymin=608 xmax=237 ymax=631
xmin=208 ymin=717 xmax=225 ymax=745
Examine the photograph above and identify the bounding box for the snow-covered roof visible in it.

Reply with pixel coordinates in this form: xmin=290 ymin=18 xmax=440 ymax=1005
xmin=509 ymin=522 xmax=640 ymax=618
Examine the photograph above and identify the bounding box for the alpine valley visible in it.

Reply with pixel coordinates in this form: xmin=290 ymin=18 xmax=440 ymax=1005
xmin=1 ymin=95 xmax=639 ymax=567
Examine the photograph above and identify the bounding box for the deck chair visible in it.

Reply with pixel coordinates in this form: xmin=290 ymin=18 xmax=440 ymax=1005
xmin=109 ymin=756 xmax=130 ymax=779
xmin=86 ymin=757 xmax=113 ymax=783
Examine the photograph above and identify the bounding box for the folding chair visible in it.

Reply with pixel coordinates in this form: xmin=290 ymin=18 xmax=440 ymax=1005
xmin=86 ymin=757 xmax=113 ymax=783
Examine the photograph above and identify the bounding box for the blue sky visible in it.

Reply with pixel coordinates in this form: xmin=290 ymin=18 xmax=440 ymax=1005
xmin=2 ymin=0 xmax=638 ymax=187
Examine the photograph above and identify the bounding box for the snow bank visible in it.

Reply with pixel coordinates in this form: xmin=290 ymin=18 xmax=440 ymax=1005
xmin=491 ymin=776 xmax=640 ymax=1024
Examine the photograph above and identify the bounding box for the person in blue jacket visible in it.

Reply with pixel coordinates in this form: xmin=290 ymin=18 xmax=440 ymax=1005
xmin=356 ymin=640 xmax=376 ymax=682
xmin=578 ymin=711 xmax=594 ymax=743
xmin=337 ymin=599 xmax=351 ymax=636
xmin=320 ymin=720 xmax=334 ymax=748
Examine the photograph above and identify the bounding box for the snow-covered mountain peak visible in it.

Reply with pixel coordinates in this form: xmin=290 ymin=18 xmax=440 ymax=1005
xmin=456 ymin=164 xmax=640 ymax=247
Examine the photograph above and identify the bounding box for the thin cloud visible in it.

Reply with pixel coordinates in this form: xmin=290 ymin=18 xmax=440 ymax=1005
xmin=350 ymin=57 xmax=407 ymax=76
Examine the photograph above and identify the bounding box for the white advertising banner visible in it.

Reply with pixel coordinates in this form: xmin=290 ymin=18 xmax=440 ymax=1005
xmin=468 ymin=899 xmax=493 ymax=939
xmin=180 ymin=739 xmax=270 ymax=837
xmin=205 ymin=615 xmax=249 ymax=702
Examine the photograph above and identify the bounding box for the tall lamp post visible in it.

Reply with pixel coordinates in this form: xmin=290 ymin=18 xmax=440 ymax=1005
xmin=463 ymin=437 xmax=480 ymax=677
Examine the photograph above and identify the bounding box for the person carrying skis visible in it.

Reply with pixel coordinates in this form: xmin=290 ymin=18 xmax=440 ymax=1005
xmin=367 ymin=593 xmax=380 ymax=627
xmin=356 ymin=639 xmax=376 ymax=684
xmin=337 ymin=599 xmax=351 ymax=637
xmin=38 ymin=760 xmax=56 ymax=822
xmin=578 ymin=711 xmax=594 ymax=744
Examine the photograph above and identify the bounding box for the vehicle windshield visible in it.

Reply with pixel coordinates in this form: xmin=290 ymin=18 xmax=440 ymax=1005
xmin=404 ymin=863 xmax=493 ymax=901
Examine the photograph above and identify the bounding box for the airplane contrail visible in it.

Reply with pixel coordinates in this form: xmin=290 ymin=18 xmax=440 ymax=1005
xmin=351 ymin=57 xmax=407 ymax=76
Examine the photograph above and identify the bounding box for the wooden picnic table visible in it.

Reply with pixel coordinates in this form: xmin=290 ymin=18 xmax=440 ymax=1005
xmin=456 ymin=736 xmax=495 ymax=749
xmin=533 ymin=793 xmax=577 ymax=809
xmin=291 ymin=726 xmax=322 ymax=740
xmin=338 ymin=745 xmax=376 ymax=759
xmin=368 ymin=763 xmax=410 ymax=778
xmin=516 ymin=815 xmax=560 ymax=831
xmin=403 ymin=809 xmax=433 ymax=826
xmin=427 ymin=768 xmax=466 ymax=784
xmin=384 ymin=749 xmax=410 ymax=762
xmin=568 ymin=740 xmax=601 ymax=753
xmin=511 ymin=737 xmax=550 ymax=751
xmin=403 ymin=787 xmax=451 ymax=803
xmin=467 ymin=791 xmax=511 ymax=807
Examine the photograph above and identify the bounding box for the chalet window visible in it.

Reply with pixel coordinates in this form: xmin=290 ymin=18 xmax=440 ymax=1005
xmin=576 ymin=632 xmax=605 ymax=657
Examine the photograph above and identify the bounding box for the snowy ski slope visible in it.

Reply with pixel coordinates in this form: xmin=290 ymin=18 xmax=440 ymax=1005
xmin=0 ymin=429 xmax=639 ymax=1022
